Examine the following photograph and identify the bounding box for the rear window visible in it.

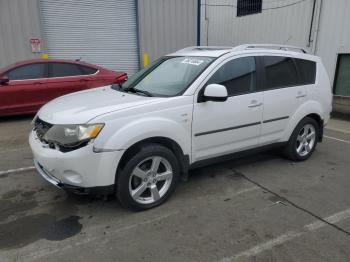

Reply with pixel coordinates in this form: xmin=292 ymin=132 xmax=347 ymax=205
xmin=263 ymin=56 xmax=299 ymax=89
xmin=49 ymin=63 xmax=97 ymax=78
xmin=80 ymin=65 xmax=98 ymax=75
xmin=295 ymin=58 xmax=316 ymax=85
xmin=50 ymin=63 xmax=82 ymax=77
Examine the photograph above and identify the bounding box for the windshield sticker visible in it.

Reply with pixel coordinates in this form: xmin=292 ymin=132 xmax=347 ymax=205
xmin=181 ymin=58 xmax=204 ymax=66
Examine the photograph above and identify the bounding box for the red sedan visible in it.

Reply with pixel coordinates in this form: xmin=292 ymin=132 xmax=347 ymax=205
xmin=0 ymin=59 xmax=127 ymax=116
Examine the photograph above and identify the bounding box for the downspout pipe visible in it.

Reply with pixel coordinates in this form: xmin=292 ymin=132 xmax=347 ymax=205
xmin=197 ymin=0 xmax=201 ymax=46
xmin=307 ymin=0 xmax=317 ymax=48
xmin=312 ymin=0 xmax=323 ymax=54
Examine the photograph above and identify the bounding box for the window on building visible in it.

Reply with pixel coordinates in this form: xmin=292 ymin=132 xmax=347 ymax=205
xmin=294 ymin=58 xmax=316 ymax=85
xmin=207 ymin=56 xmax=256 ymax=96
xmin=237 ymin=0 xmax=262 ymax=17
xmin=334 ymin=54 xmax=350 ymax=96
xmin=7 ymin=63 xmax=46 ymax=80
xmin=263 ymin=56 xmax=299 ymax=89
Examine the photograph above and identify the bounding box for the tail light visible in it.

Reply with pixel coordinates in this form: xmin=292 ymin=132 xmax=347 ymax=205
xmin=114 ymin=73 xmax=128 ymax=84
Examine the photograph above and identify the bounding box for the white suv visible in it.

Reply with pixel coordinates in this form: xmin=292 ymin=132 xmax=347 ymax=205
xmin=29 ymin=45 xmax=332 ymax=210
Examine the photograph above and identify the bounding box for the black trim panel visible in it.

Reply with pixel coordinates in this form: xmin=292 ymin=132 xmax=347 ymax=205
xmin=61 ymin=184 xmax=115 ymax=195
xmin=263 ymin=116 xmax=289 ymax=123
xmin=195 ymin=122 xmax=261 ymax=137
xmin=190 ymin=142 xmax=287 ymax=169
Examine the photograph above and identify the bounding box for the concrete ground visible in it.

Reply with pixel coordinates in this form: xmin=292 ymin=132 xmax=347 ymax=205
xmin=0 ymin=116 xmax=349 ymax=262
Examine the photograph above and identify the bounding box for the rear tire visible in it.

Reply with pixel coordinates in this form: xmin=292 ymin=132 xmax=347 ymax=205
xmin=283 ymin=117 xmax=319 ymax=161
xmin=116 ymin=143 xmax=180 ymax=211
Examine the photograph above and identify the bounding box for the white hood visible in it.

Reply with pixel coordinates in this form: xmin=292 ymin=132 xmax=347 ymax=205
xmin=38 ymin=86 xmax=161 ymax=124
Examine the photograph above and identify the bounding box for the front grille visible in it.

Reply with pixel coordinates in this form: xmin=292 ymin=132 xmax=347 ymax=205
xmin=34 ymin=117 xmax=53 ymax=142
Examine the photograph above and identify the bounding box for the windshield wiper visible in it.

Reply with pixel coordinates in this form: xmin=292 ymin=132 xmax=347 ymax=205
xmin=125 ymin=87 xmax=153 ymax=97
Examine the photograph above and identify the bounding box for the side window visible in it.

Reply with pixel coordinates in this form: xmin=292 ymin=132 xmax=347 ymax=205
xmin=207 ymin=56 xmax=256 ymax=96
xmin=49 ymin=63 xmax=84 ymax=78
xmin=7 ymin=63 xmax=46 ymax=80
xmin=263 ymin=56 xmax=299 ymax=89
xmin=294 ymin=58 xmax=316 ymax=85
xmin=80 ymin=65 xmax=98 ymax=75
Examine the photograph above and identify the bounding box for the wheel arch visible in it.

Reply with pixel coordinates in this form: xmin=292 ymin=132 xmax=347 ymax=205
xmin=116 ymin=136 xmax=190 ymax=182
xmin=283 ymin=101 xmax=325 ymax=142
xmin=306 ymin=113 xmax=324 ymax=141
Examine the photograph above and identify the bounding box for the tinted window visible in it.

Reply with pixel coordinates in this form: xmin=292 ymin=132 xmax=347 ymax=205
xmin=207 ymin=56 xmax=256 ymax=96
xmin=80 ymin=65 xmax=97 ymax=75
xmin=295 ymin=58 xmax=316 ymax=85
xmin=264 ymin=56 xmax=299 ymax=89
xmin=49 ymin=63 xmax=84 ymax=77
xmin=7 ymin=63 xmax=46 ymax=80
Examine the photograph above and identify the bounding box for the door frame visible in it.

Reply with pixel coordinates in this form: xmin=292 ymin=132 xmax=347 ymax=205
xmin=191 ymin=54 xmax=264 ymax=161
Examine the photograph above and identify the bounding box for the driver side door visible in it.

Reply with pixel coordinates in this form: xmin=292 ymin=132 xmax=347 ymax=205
xmin=192 ymin=56 xmax=263 ymax=162
xmin=0 ymin=63 xmax=48 ymax=116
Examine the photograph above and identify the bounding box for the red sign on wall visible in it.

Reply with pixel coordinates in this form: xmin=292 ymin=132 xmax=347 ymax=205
xmin=30 ymin=38 xmax=41 ymax=53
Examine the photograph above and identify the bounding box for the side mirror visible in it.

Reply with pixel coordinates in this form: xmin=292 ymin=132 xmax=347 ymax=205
xmin=0 ymin=75 xmax=9 ymax=85
xmin=201 ymin=84 xmax=228 ymax=102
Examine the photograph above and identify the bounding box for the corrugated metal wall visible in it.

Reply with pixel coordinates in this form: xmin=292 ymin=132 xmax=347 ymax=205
xmin=138 ymin=0 xmax=198 ymax=64
xmin=40 ymin=0 xmax=139 ymax=74
xmin=315 ymin=0 xmax=350 ymax=84
xmin=0 ymin=0 xmax=42 ymax=68
xmin=200 ymin=0 xmax=314 ymax=47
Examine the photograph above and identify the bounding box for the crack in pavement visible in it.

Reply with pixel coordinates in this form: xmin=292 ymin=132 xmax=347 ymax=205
xmin=231 ymin=169 xmax=350 ymax=236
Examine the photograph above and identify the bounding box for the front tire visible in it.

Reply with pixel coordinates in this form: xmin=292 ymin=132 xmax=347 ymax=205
xmin=116 ymin=143 xmax=180 ymax=211
xmin=283 ymin=117 xmax=319 ymax=161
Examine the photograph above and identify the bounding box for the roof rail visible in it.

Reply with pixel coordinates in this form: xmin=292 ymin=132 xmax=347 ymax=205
xmin=232 ymin=44 xmax=309 ymax=54
xmin=175 ymin=46 xmax=232 ymax=53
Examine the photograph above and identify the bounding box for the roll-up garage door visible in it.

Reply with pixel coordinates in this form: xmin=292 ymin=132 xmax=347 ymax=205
xmin=40 ymin=0 xmax=139 ymax=74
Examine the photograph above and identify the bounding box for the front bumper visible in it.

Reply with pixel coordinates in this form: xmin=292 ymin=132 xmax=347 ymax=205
xmin=29 ymin=130 xmax=124 ymax=192
xmin=34 ymin=160 xmax=114 ymax=195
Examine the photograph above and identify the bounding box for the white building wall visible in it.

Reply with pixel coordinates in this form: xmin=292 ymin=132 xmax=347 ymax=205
xmin=201 ymin=0 xmax=350 ymax=88
xmin=200 ymin=0 xmax=315 ymax=47
xmin=315 ymin=0 xmax=350 ymax=84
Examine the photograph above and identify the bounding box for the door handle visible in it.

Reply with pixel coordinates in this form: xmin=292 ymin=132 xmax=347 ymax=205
xmin=33 ymin=81 xmax=45 ymax=84
xmin=296 ymin=91 xmax=306 ymax=98
xmin=248 ymin=100 xmax=263 ymax=108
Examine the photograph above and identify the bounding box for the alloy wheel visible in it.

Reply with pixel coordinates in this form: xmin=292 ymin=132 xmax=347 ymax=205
xmin=296 ymin=124 xmax=316 ymax=157
xmin=128 ymin=156 xmax=173 ymax=204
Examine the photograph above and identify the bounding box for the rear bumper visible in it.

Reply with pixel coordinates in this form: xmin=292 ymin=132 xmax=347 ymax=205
xmin=34 ymin=159 xmax=114 ymax=195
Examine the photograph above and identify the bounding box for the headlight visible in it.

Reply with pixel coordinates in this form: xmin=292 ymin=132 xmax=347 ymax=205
xmin=43 ymin=123 xmax=104 ymax=148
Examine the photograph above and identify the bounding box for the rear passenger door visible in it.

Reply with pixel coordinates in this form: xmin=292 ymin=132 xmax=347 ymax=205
xmin=258 ymin=55 xmax=308 ymax=145
xmin=46 ymin=62 xmax=93 ymax=101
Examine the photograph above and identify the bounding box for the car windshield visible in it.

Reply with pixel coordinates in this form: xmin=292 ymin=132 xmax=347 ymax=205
xmin=121 ymin=56 xmax=214 ymax=97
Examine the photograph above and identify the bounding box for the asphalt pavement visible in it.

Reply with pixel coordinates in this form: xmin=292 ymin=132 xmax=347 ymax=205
xmin=0 ymin=116 xmax=349 ymax=262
